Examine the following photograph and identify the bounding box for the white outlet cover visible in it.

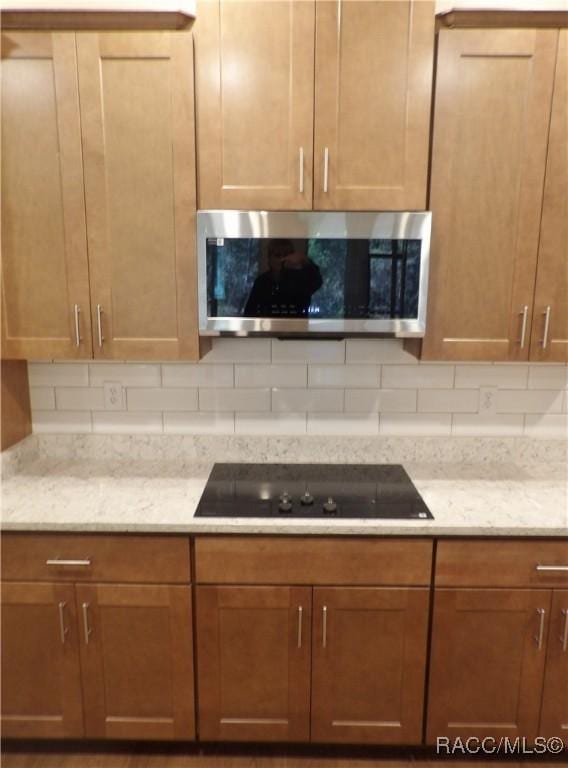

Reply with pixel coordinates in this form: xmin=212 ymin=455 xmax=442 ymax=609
xmin=479 ymin=386 xmax=498 ymax=415
xmin=103 ymin=381 xmax=124 ymax=411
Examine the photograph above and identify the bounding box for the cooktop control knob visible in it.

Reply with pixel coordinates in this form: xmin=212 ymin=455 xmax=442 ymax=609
xmin=278 ymin=492 xmax=293 ymax=513
xmin=323 ymin=497 xmax=338 ymax=514
xmin=300 ymin=491 xmax=314 ymax=506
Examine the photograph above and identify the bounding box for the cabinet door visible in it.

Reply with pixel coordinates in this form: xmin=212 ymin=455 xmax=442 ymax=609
xmin=530 ymin=31 xmax=568 ymax=362
xmin=427 ymin=589 xmax=551 ymax=743
xmin=194 ymin=0 xmax=315 ymax=210
xmin=314 ymin=0 xmax=434 ymax=210
xmin=422 ymin=30 xmax=558 ymax=361
xmin=311 ymin=587 xmax=429 ymax=744
xmin=1 ymin=582 xmax=83 ymax=738
xmin=76 ymin=32 xmax=200 ymax=360
xmin=76 ymin=584 xmax=195 ymax=740
xmin=196 ymin=586 xmax=311 ymax=742
xmin=1 ymin=32 xmax=92 ymax=360
xmin=540 ymin=590 xmax=568 ymax=738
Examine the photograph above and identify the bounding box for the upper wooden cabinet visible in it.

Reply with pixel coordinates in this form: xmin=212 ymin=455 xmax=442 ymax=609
xmin=1 ymin=30 xmax=201 ymax=361
xmin=194 ymin=0 xmax=315 ymax=211
xmin=194 ymin=0 xmax=435 ymax=211
xmin=1 ymin=32 xmax=93 ymax=360
xmin=314 ymin=0 xmax=434 ymax=210
xmin=422 ymin=28 xmax=564 ymax=362
xmin=530 ymin=30 xmax=568 ymax=362
xmin=77 ymin=32 xmax=200 ymax=360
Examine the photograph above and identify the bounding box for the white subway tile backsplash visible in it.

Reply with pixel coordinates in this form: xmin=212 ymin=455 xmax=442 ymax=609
xmin=29 ymin=362 xmax=89 ymax=387
xmin=346 ymin=339 xmax=418 ymax=364
xmin=235 ymin=412 xmax=307 ymax=435
xmin=89 ymin=364 xmax=161 ymax=387
xmin=308 ymin=365 xmax=380 ymax=388
xmin=452 ymin=414 xmax=524 ymax=437
xmin=524 ymin=414 xmax=568 ymax=439
xmin=497 ymin=389 xmax=564 ymax=414
xmin=199 ymin=388 xmax=271 ymax=412
xmin=127 ymin=387 xmax=197 ymax=412
xmin=162 ymin=364 xmax=233 ymax=388
xmin=380 ymin=413 xmax=452 ymax=436
xmin=382 ymin=365 xmax=454 ymax=389
xmin=307 ymin=413 xmax=379 ymax=436
xmin=454 ymin=364 xmax=528 ymax=389
xmin=528 ymin=365 xmax=568 ymax=390
xmin=272 ymin=388 xmax=344 ymax=413
xmin=163 ymin=412 xmax=235 ymax=434
xmin=92 ymin=412 xmax=162 ymax=434
xmin=272 ymin=339 xmax=345 ymax=364
xmin=345 ymin=389 xmax=417 ymax=413
xmin=235 ymin=364 xmax=307 ymax=388
xmin=33 ymin=410 xmax=92 ymax=433
xmin=418 ymin=389 xmax=479 ymax=414
xmin=29 ymin=387 xmax=55 ymax=410
xmin=201 ymin=338 xmax=271 ymax=363
xmin=56 ymin=387 xmax=106 ymax=411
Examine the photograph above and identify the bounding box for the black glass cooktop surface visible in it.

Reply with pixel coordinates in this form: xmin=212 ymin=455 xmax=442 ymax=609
xmin=195 ymin=463 xmax=433 ymax=519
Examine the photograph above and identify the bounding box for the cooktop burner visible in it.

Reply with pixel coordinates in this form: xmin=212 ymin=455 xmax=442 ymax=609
xmin=195 ymin=463 xmax=433 ymax=520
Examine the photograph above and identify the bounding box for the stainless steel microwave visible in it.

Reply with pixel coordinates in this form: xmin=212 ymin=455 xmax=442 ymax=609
xmin=197 ymin=210 xmax=431 ymax=337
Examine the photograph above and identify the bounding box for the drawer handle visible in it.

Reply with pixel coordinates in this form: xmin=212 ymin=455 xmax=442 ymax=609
xmin=58 ymin=601 xmax=69 ymax=645
xmin=561 ymin=609 xmax=568 ymax=652
xmin=536 ymin=565 xmax=568 ymax=572
xmin=322 ymin=605 xmax=328 ymax=649
xmin=297 ymin=606 xmax=303 ymax=649
xmin=46 ymin=559 xmax=91 ymax=567
xmin=535 ymin=608 xmax=546 ymax=651
xmin=82 ymin=602 xmax=92 ymax=645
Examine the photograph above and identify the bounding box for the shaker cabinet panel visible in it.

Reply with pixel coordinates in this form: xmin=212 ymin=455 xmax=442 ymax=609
xmin=194 ymin=0 xmax=315 ymax=210
xmin=539 ymin=590 xmax=568 ymax=738
xmin=314 ymin=0 xmax=434 ymax=210
xmin=422 ymin=29 xmax=558 ymax=361
xmin=76 ymin=583 xmax=195 ymax=740
xmin=1 ymin=582 xmax=84 ymax=739
xmin=427 ymin=588 xmax=551 ymax=743
xmin=1 ymin=32 xmax=93 ymax=360
xmin=311 ymin=587 xmax=429 ymax=744
xmin=530 ymin=30 xmax=568 ymax=362
xmin=76 ymin=32 xmax=200 ymax=360
xmin=196 ymin=585 xmax=312 ymax=742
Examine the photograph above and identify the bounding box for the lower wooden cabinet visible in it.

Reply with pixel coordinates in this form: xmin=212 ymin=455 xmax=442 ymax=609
xmin=77 ymin=584 xmax=195 ymax=740
xmin=540 ymin=590 xmax=568 ymax=737
xmin=1 ymin=582 xmax=84 ymax=739
xmin=311 ymin=587 xmax=429 ymax=744
xmin=427 ymin=588 xmax=552 ymax=743
xmin=196 ymin=586 xmax=312 ymax=742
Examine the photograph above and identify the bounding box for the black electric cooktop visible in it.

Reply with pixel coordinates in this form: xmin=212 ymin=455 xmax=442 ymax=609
xmin=195 ymin=463 xmax=433 ymax=520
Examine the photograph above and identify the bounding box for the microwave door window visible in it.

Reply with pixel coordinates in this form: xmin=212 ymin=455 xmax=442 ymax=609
xmin=205 ymin=238 xmax=421 ymax=321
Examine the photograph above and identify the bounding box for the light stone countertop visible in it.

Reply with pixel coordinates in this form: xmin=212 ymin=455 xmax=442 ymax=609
xmin=2 ymin=454 xmax=567 ymax=537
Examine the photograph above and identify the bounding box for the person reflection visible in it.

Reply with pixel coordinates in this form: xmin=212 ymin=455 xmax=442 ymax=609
xmin=244 ymin=239 xmax=323 ymax=317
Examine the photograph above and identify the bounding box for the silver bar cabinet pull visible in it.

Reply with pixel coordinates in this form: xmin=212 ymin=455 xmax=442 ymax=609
xmin=297 ymin=606 xmax=303 ymax=649
xmin=58 ymin=601 xmax=68 ymax=645
xmin=535 ymin=608 xmax=546 ymax=650
xmin=96 ymin=304 xmax=104 ymax=348
xmin=299 ymin=147 xmax=304 ymax=194
xmin=536 ymin=564 xmax=568 ymax=572
xmin=46 ymin=559 xmax=91 ymax=567
xmin=322 ymin=605 xmax=328 ymax=649
xmin=82 ymin=602 xmax=92 ymax=645
xmin=519 ymin=305 xmax=529 ymax=349
xmin=73 ymin=304 xmax=81 ymax=347
xmin=541 ymin=305 xmax=551 ymax=349
xmin=561 ymin=609 xmax=568 ymax=652
xmin=323 ymin=147 xmax=329 ymax=193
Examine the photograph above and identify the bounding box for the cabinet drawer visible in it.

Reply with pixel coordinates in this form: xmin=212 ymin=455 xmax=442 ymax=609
xmin=195 ymin=537 xmax=432 ymax=586
xmin=436 ymin=540 xmax=568 ymax=588
xmin=1 ymin=534 xmax=191 ymax=583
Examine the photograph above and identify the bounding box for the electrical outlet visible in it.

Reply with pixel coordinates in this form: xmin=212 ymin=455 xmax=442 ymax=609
xmin=103 ymin=382 xmax=124 ymax=411
xmin=479 ymin=386 xmax=498 ymax=415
